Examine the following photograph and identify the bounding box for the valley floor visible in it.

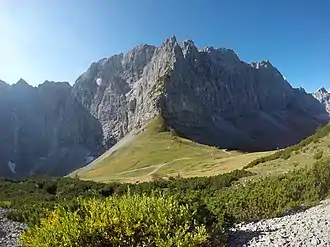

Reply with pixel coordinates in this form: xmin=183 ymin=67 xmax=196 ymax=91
xmin=229 ymin=199 xmax=330 ymax=247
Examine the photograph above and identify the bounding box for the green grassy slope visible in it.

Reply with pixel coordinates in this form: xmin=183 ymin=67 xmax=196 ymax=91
xmin=72 ymin=117 xmax=273 ymax=183
xmin=243 ymin=123 xmax=330 ymax=179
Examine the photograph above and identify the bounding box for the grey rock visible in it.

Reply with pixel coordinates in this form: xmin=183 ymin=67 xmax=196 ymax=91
xmin=0 ymin=80 xmax=103 ymax=178
xmin=73 ymin=36 xmax=329 ymax=151
xmin=229 ymin=199 xmax=330 ymax=246
xmin=313 ymin=87 xmax=330 ymax=114
xmin=311 ymin=237 xmax=321 ymax=246
xmin=0 ymin=208 xmax=27 ymax=247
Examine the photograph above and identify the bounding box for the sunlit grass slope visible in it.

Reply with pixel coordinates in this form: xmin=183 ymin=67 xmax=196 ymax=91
xmin=243 ymin=123 xmax=330 ymax=179
xmin=73 ymin=117 xmax=272 ymax=183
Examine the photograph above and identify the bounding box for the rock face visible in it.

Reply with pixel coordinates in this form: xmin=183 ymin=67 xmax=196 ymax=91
xmin=313 ymin=87 xmax=330 ymax=113
xmin=72 ymin=44 xmax=158 ymax=147
xmin=72 ymin=36 xmax=328 ymax=151
xmin=0 ymin=79 xmax=103 ymax=178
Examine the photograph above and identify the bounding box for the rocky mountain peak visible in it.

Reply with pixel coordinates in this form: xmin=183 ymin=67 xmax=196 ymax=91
xmin=314 ymin=87 xmax=329 ymax=100
xmin=38 ymin=81 xmax=73 ymax=101
xmin=15 ymin=78 xmax=29 ymax=85
xmin=200 ymin=47 xmax=241 ymax=68
xmin=200 ymin=46 xmax=236 ymax=55
xmin=0 ymin=80 xmax=8 ymax=89
xmin=128 ymin=44 xmax=156 ymax=54
xmin=313 ymin=87 xmax=330 ymax=114
xmin=250 ymin=60 xmax=286 ymax=83
xmin=72 ymin=37 xmax=329 ymax=152
xmin=315 ymin=87 xmax=328 ymax=95
xmin=180 ymin=40 xmax=198 ymax=56
xmin=40 ymin=80 xmax=72 ymax=89
xmin=251 ymin=60 xmax=273 ymax=69
xmin=11 ymin=79 xmax=35 ymax=100
xmin=164 ymin=35 xmax=178 ymax=45
xmin=13 ymin=79 xmax=31 ymax=90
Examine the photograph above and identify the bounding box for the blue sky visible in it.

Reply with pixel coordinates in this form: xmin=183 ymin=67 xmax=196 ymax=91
xmin=0 ymin=0 xmax=329 ymax=92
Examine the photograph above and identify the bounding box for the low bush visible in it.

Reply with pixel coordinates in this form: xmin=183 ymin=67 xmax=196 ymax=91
xmin=3 ymin=154 xmax=330 ymax=246
xmin=209 ymin=157 xmax=330 ymax=223
xmin=20 ymin=193 xmax=210 ymax=247
xmin=313 ymin=150 xmax=323 ymax=160
xmin=0 ymin=169 xmax=252 ymax=227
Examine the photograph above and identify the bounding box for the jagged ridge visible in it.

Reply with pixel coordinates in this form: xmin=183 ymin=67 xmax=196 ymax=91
xmin=72 ymin=36 xmax=329 ymax=152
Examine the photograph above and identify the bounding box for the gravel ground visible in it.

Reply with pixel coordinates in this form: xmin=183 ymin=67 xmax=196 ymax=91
xmin=229 ymin=200 xmax=330 ymax=246
xmin=0 ymin=208 xmax=27 ymax=247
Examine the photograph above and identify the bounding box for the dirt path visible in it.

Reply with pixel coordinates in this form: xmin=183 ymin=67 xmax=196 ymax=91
xmin=117 ymin=157 xmax=192 ymax=176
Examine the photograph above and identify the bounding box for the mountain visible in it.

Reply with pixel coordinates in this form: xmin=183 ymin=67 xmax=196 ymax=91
xmin=1 ymin=36 xmax=329 ymax=179
xmin=72 ymin=36 xmax=329 ymax=152
xmin=313 ymin=87 xmax=330 ymax=113
xmin=0 ymin=80 xmax=103 ymax=178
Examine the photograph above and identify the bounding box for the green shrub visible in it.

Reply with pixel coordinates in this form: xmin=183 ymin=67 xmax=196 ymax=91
xmin=208 ymin=158 xmax=330 ymax=223
xmin=20 ymin=193 xmax=209 ymax=247
xmin=281 ymin=152 xmax=291 ymax=160
xmin=4 ymin=152 xmax=330 ymax=246
xmin=313 ymin=138 xmax=320 ymax=143
xmin=313 ymin=150 xmax=323 ymax=160
xmin=0 ymin=201 xmax=11 ymax=208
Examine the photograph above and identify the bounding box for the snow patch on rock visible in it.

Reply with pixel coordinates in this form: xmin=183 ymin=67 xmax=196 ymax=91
xmin=7 ymin=162 xmax=16 ymax=174
xmin=96 ymin=78 xmax=102 ymax=86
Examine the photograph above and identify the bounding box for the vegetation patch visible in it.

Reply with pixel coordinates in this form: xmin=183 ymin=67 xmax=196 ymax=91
xmin=75 ymin=117 xmax=271 ymax=182
xmin=211 ymin=157 xmax=330 ymax=222
xmin=313 ymin=150 xmax=323 ymax=160
xmin=244 ymin=123 xmax=330 ymax=169
xmin=20 ymin=194 xmax=209 ymax=247
xmin=2 ymin=156 xmax=330 ymax=246
xmin=5 ymin=123 xmax=330 ymax=246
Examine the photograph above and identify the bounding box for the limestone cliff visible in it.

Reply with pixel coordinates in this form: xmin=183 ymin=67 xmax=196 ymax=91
xmin=0 ymin=80 xmax=103 ymax=178
xmin=72 ymin=36 xmax=329 ymax=151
